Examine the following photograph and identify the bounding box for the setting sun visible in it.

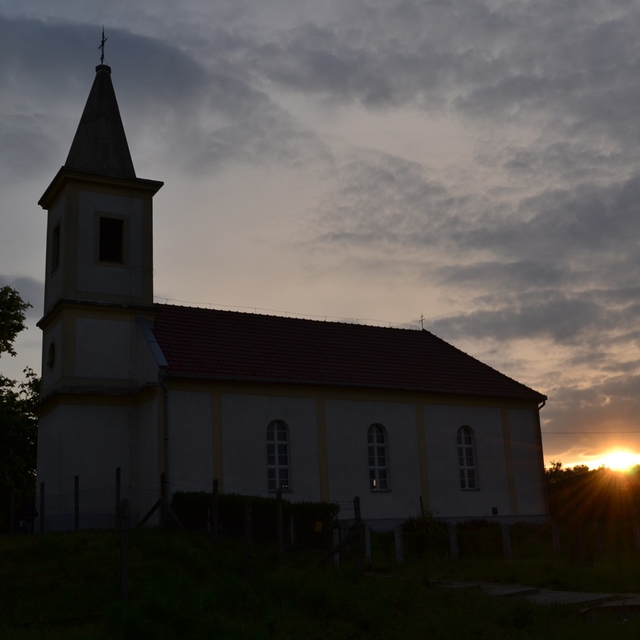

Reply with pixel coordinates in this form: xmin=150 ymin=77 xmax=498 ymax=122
xmin=592 ymin=450 xmax=640 ymax=471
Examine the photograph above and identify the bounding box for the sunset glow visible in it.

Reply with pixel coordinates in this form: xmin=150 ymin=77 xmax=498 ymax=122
xmin=589 ymin=450 xmax=640 ymax=472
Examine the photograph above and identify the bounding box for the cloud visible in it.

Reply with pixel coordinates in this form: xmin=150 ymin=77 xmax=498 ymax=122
xmin=4 ymin=1 xmax=640 ymax=464
xmin=0 ymin=14 xmax=331 ymax=184
xmin=0 ymin=275 xmax=43 ymax=319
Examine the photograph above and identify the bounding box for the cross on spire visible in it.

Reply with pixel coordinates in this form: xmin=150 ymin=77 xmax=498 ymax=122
xmin=99 ymin=27 xmax=108 ymax=65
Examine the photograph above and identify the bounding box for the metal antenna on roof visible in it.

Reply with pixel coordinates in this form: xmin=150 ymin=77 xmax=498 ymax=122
xmin=99 ymin=27 xmax=108 ymax=65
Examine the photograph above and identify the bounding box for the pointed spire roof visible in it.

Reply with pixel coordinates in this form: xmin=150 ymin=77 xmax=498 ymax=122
xmin=64 ymin=65 xmax=136 ymax=179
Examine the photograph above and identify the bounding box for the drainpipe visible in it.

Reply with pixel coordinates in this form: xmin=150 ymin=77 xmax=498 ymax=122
xmin=159 ymin=370 xmax=169 ymax=500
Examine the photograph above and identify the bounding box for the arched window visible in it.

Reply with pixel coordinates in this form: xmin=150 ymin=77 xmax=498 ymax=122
xmin=457 ymin=426 xmax=478 ymax=490
xmin=368 ymin=424 xmax=389 ymax=491
xmin=267 ymin=420 xmax=290 ymax=491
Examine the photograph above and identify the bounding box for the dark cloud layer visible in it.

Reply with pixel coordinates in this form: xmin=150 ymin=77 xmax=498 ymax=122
xmin=0 ymin=14 xmax=330 ymax=184
xmin=3 ymin=1 xmax=640 ymax=462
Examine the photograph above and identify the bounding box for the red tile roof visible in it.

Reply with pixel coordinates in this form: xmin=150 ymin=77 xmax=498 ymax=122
xmin=152 ymin=304 xmax=546 ymax=402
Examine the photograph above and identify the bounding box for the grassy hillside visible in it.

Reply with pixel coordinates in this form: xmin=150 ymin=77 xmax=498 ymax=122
xmin=1 ymin=529 xmax=640 ymax=639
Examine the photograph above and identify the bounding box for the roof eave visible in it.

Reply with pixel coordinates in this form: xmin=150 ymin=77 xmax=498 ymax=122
xmin=159 ymin=371 xmax=546 ymax=403
xmin=38 ymin=167 xmax=164 ymax=210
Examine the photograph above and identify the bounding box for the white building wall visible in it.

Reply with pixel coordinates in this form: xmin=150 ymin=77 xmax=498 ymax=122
xmin=509 ymin=408 xmax=547 ymax=516
xmin=76 ymin=190 xmax=143 ymax=297
xmin=75 ymin=317 xmax=133 ymax=379
xmin=325 ymin=399 xmax=422 ymax=525
xmin=221 ymin=394 xmax=321 ymax=502
xmin=44 ymin=196 xmax=65 ymax=313
xmin=36 ymin=404 xmax=136 ymax=530
xmin=424 ymin=404 xmax=511 ymax=519
xmin=41 ymin=319 xmax=62 ymax=392
xmin=168 ymin=390 xmax=213 ymax=494
xmin=132 ymin=398 xmax=160 ymax=523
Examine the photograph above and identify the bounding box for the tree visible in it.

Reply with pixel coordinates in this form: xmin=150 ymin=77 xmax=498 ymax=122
xmin=0 ymin=286 xmax=39 ymax=530
xmin=0 ymin=285 xmax=31 ymax=357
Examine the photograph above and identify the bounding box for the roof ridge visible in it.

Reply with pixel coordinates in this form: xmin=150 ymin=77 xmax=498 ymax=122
xmin=152 ymin=303 xmax=546 ymax=401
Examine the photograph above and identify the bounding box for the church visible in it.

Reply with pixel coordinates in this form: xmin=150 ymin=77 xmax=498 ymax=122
xmin=35 ymin=63 xmax=548 ymax=531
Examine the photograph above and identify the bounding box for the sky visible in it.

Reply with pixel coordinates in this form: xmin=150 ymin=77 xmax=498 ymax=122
xmin=1 ymin=0 xmax=640 ymax=469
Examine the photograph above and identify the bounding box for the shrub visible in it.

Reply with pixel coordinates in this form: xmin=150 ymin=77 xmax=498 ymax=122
xmin=170 ymin=492 xmax=339 ymax=549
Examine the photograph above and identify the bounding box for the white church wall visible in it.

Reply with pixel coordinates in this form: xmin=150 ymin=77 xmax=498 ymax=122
xmin=76 ymin=190 xmax=143 ymax=297
xmin=40 ymin=319 xmax=62 ymax=392
xmin=167 ymin=390 xmax=213 ymax=494
xmin=424 ymin=404 xmax=511 ymax=519
xmin=44 ymin=196 xmax=65 ymax=313
xmin=74 ymin=317 xmax=133 ymax=380
xmin=221 ymin=394 xmax=320 ymax=502
xmin=132 ymin=398 xmax=160 ymax=524
xmin=36 ymin=404 xmax=135 ymax=530
xmin=325 ymin=399 xmax=422 ymax=525
xmin=508 ymin=408 xmax=547 ymax=517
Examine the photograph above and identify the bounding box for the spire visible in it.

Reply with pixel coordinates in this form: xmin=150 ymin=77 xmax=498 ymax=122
xmin=64 ymin=64 xmax=136 ymax=179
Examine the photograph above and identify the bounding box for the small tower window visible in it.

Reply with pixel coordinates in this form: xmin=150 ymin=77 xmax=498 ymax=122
xmin=51 ymin=224 xmax=61 ymax=273
xmin=99 ymin=217 xmax=124 ymax=263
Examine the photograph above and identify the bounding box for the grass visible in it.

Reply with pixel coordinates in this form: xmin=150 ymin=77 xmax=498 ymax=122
xmin=2 ymin=529 xmax=640 ymax=639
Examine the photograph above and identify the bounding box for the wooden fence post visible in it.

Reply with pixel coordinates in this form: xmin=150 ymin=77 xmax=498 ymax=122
xmin=39 ymin=482 xmax=45 ymax=534
xmin=354 ymin=496 xmax=364 ymax=571
xmin=290 ymin=514 xmax=297 ymax=547
xmin=551 ymin=523 xmax=561 ymax=554
xmin=501 ymin=523 xmax=512 ymax=559
xmin=74 ymin=475 xmax=80 ymax=531
xmin=276 ymin=487 xmax=284 ymax=563
xmin=448 ymin=522 xmax=458 ymax=560
xmin=211 ymin=479 xmax=219 ymax=540
xmin=9 ymin=488 xmax=15 ymax=534
xmin=365 ymin=526 xmax=372 ymax=564
xmin=160 ymin=473 xmax=167 ymax=529
xmin=245 ymin=498 xmax=253 ymax=580
xmin=115 ymin=467 xmax=121 ymax=530
xmin=120 ymin=498 xmax=129 ymax=602
xmin=333 ymin=528 xmax=340 ymax=566
xmin=395 ymin=524 xmax=405 ymax=564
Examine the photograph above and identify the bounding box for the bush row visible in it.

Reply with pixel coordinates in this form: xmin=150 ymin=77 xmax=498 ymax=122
xmin=171 ymin=491 xmax=340 ymax=549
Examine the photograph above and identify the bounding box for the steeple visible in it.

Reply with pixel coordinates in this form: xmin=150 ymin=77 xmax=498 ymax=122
xmin=38 ymin=60 xmax=163 ymax=319
xmin=64 ymin=64 xmax=136 ymax=179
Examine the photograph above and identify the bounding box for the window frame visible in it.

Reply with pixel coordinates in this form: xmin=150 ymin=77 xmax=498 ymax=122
xmin=457 ymin=425 xmax=479 ymax=490
xmin=266 ymin=420 xmax=291 ymax=492
xmin=367 ymin=423 xmax=390 ymax=492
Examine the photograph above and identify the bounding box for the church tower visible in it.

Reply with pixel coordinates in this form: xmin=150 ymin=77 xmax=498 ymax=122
xmin=37 ymin=63 xmax=164 ymax=530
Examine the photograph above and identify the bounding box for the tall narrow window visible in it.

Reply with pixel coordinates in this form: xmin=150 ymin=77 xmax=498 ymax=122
xmin=51 ymin=224 xmax=60 ymax=273
xmin=267 ymin=420 xmax=290 ymax=491
xmin=457 ymin=426 xmax=478 ymax=490
xmin=368 ymin=424 xmax=389 ymax=491
xmin=99 ymin=217 xmax=124 ymax=263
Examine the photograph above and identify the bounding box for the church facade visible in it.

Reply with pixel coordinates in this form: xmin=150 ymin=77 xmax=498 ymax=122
xmin=35 ymin=64 xmax=548 ymax=531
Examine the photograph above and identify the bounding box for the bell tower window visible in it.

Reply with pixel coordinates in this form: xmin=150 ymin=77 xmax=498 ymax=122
xmin=99 ymin=216 xmax=124 ymax=263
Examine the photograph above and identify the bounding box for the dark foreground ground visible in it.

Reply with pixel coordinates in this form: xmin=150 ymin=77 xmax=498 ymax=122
xmin=2 ymin=529 xmax=640 ymax=639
